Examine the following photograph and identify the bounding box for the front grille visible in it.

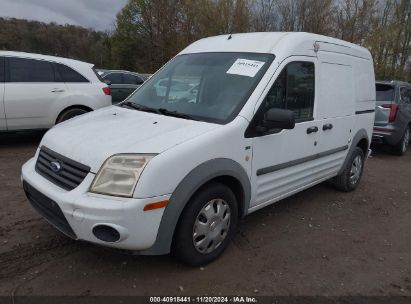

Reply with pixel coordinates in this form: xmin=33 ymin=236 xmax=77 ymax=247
xmin=23 ymin=181 xmax=77 ymax=239
xmin=35 ymin=146 xmax=90 ymax=191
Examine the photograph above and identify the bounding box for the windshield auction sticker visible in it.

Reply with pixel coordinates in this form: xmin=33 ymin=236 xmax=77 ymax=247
xmin=226 ymin=59 xmax=265 ymax=77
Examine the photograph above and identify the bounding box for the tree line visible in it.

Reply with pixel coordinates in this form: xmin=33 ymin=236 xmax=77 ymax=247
xmin=1 ymin=0 xmax=410 ymax=82
xmin=0 ymin=18 xmax=113 ymax=68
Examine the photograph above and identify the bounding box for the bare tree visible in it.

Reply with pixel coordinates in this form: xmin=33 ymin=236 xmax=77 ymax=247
xmin=252 ymin=0 xmax=278 ymax=31
xmin=277 ymin=0 xmax=300 ymax=31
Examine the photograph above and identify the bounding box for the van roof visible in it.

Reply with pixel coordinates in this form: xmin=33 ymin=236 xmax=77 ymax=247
xmin=180 ymin=32 xmax=372 ymax=60
xmin=0 ymin=51 xmax=94 ymax=71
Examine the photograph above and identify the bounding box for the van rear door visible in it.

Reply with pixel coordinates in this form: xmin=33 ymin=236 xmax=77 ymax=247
xmin=375 ymin=83 xmax=395 ymax=126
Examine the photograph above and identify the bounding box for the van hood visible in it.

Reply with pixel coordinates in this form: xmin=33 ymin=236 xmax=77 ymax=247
xmin=40 ymin=106 xmax=219 ymax=173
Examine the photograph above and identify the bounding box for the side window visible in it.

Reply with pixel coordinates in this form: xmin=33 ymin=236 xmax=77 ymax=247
xmin=262 ymin=62 xmax=315 ymax=122
xmin=376 ymin=84 xmax=395 ymax=101
xmin=400 ymin=87 xmax=406 ymax=103
xmin=104 ymin=73 xmax=123 ymax=84
xmin=0 ymin=57 xmax=4 ymax=82
xmin=400 ymin=87 xmax=411 ymax=104
xmin=9 ymin=57 xmax=55 ymax=82
xmin=54 ymin=63 xmax=88 ymax=83
xmin=123 ymin=73 xmax=144 ymax=85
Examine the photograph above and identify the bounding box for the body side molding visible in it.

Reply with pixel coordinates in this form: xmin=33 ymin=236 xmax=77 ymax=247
xmin=256 ymin=145 xmax=348 ymax=176
xmin=355 ymin=109 xmax=375 ymax=115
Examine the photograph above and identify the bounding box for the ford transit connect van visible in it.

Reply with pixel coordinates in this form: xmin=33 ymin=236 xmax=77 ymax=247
xmin=22 ymin=33 xmax=376 ymax=265
xmin=0 ymin=51 xmax=112 ymax=131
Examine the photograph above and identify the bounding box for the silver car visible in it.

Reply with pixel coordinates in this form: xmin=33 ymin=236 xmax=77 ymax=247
xmin=373 ymin=80 xmax=411 ymax=155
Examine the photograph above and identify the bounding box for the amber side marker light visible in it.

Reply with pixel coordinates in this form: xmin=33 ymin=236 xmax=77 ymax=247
xmin=143 ymin=200 xmax=169 ymax=211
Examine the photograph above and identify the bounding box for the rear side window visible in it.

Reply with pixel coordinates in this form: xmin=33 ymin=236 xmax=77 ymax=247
xmin=123 ymin=73 xmax=144 ymax=85
xmin=54 ymin=63 xmax=88 ymax=83
xmin=8 ymin=57 xmax=54 ymax=82
xmin=0 ymin=57 xmax=4 ymax=82
xmin=104 ymin=73 xmax=122 ymax=84
xmin=400 ymin=87 xmax=411 ymax=104
xmin=376 ymin=84 xmax=394 ymax=101
xmin=262 ymin=62 xmax=315 ymax=122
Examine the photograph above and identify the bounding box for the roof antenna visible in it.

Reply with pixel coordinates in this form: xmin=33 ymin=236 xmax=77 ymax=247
xmin=227 ymin=33 xmax=232 ymax=40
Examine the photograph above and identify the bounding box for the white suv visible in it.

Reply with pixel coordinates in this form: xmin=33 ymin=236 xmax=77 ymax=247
xmin=21 ymin=33 xmax=376 ymax=265
xmin=0 ymin=51 xmax=112 ymax=131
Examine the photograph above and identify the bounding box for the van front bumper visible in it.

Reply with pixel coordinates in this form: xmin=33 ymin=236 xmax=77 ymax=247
xmin=21 ymin=157 xmax=170 ymax=251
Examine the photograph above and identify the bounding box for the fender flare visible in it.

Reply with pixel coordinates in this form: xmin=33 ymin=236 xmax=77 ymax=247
xmin=338 ymin=128 xmax=369 ymax=175
xmin=140 ymin=158 xmax=251 ymax=255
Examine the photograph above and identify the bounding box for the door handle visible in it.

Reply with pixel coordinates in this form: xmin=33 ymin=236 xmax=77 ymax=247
xmin=306 ymin=126 xmax=319 ymax=134
xmin=51 ymin=89 xmax=65 ymax=93
xmin=322 ymin=123 xmax=333 ymax=131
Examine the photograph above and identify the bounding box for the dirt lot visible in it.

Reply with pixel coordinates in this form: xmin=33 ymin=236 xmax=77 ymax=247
xmin=0 ymin=131 xmax=410 ymax=297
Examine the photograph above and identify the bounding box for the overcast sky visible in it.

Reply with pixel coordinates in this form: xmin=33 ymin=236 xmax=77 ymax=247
xmin=0 ymin=0 xmax=128 ymax=31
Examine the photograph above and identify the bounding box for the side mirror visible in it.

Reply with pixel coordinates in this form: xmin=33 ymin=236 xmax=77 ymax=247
xmin=262 ymin=108 xmax=295 ymax=131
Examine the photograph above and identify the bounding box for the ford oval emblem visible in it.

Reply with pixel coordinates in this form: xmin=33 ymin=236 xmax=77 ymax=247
xmin=49 ymin=161 xmax=62 ymax=173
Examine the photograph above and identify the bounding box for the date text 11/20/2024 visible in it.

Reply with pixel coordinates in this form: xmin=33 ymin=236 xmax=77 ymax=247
xmin=149 ymin=297 xmax=258 ymax=303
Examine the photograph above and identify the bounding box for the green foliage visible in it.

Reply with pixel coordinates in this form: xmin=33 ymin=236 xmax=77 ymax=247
xmin=0 ymin=0 xmax=410 ymax=81
xmin=110 ymin=0 xmax=252 ymax=72
xmin=110 ymin=0 xmax=410 ymax=80
xmin=0 ymin=17 xmax=113 ymax=68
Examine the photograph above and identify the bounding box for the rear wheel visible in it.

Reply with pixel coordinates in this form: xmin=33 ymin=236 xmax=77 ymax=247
xmin=393 ymin=126 xmax=410 ymax=156
xmin=56 ymin=108 xmax=89 ymax=124
xmin=333 ymin=147 xmax=365 ymax=192
xmin=172 ymin=183 xmax=238 ymax=266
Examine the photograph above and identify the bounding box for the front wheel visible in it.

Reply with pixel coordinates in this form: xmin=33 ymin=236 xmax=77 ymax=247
xmin=172 ymin=183 xmax=238 ymax=266
xmin=393 ymin=126 xmax=410 ymax=156
xmin=333 ymin=147 xmax=365 ymax=192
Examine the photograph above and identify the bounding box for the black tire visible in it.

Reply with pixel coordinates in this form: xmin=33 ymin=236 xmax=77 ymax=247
xmin=333 ymin=147 xmax=365 ymax=192
xmin=56 ymin=108 xmax=89 ymax=124
xmin=172 ymin=182 xmax=238 ymax=266
xmin=392 ymin=126 xmax=410 ymax=156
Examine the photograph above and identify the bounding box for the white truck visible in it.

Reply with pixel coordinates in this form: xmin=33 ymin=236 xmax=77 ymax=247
xmin=22 ymin=32 xmax=376 ymax=265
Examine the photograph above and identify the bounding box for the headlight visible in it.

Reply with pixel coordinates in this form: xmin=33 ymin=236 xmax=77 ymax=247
xmin=90 ymin=154 xmax=155 ymax=197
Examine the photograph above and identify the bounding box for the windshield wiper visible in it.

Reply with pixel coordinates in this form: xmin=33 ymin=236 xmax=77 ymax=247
xmin=157 ymin=108 xmax=198 ymax=121
xmin=120 ymin=101 xmax=160 ymax=114
xmin=121 ymin=102 xmax=197 ymax=121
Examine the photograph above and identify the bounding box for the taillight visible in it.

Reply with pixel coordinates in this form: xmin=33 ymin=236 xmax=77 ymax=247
xmin=382 ymin=104 xmax=399 ymax=123
xmin=102 ymin=86 xmax=111 ymax=96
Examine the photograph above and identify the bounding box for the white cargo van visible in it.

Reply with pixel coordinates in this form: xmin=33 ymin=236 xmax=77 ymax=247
xmin=22 ymin=33 xmax=376 ymax=265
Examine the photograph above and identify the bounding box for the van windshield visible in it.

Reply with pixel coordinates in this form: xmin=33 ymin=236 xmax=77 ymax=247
xmin=124 ymin=52 xmax=274 ymax=124
xmin=376 ymin=84 xmax=395 ymax=102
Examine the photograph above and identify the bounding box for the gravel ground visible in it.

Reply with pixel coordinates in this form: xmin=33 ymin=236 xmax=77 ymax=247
xmin=0 ymin=131 xmax=410 ymax=296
